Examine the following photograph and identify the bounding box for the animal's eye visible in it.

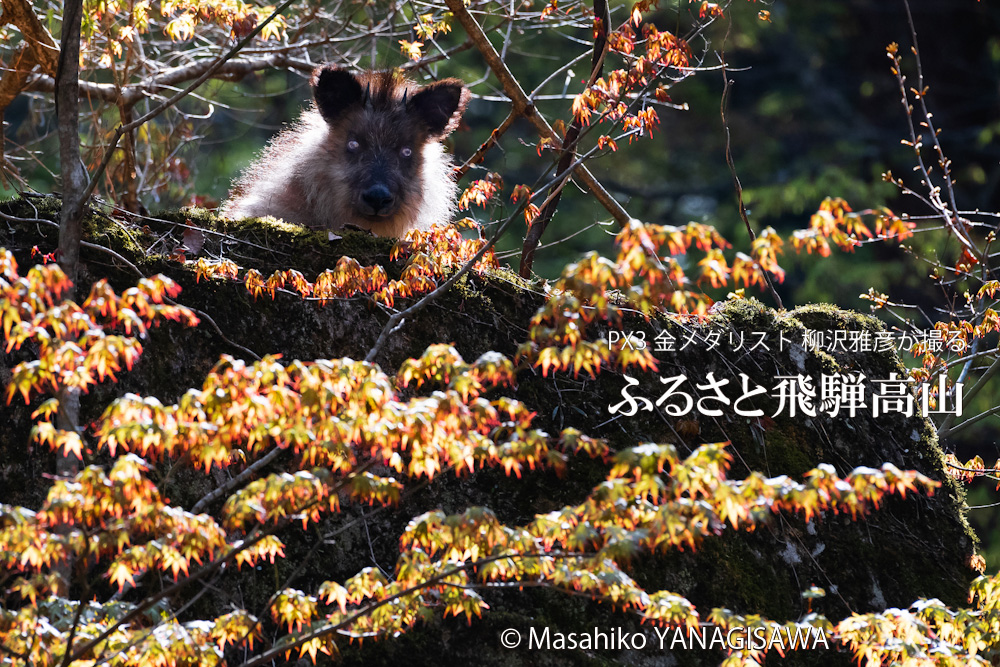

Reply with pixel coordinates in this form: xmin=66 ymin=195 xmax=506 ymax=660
xmin=347 ymin=139 xmax=360 ymax=153
xmin=400 ymin=147 xmax=413 ymax=158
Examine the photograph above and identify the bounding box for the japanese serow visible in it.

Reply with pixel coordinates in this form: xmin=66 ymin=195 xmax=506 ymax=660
xmin=221 ymin=65 xmax=469 ymax=237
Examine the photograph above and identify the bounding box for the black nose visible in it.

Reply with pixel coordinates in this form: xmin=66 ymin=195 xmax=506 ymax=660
xmin=361 ymin=185 xmax=395 ymax=216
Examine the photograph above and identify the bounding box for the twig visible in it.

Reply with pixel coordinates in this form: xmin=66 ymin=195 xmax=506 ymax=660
xmin=443 ymin=0 xmax=630 ymax=228
xmin=947 ymin=462 xmax=1000 ymax=475
xmin=939 ymin=353 xmax=1000 ymax=436
xmin=455 ymin=109 xmax=517 ymax=180
xmin=518 ymin=0 xmax=609 ymax=278
xmin=191 ymin=447 xmax=284 ymax=513
xmin=401 ymin=37 xmax=476 ymax=72
xmin=364 ymin=208 xmax=521 ymax=363
xmin=900 ymin=0 xmax=967 ymax=250
xmin=888 ymin=3 xmax=980 ymax=265
xmin=496 ymin=220 xmax=606 ymax=259
xmin=58 ymin=582 xmax=89 ymax=667
xmin=719 ymin=57 xmax=783 ymax=310
xmin=939 ymin=401 xmax=1000 ymax=440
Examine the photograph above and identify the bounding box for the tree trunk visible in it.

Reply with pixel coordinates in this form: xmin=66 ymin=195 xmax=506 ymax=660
xmin=57 ymin=0 xmax=87 ymax=286
xmin=55 ymin=0 xmax=87 ymax=477
xmin=119 ymin=103 xmax=140 ymax=214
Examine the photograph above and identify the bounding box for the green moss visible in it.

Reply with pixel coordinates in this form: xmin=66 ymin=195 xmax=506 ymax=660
xmin=709 ymin=296 xmax=776 ymax=329
xmin=788 ymin=302 xmax=884 ymax=332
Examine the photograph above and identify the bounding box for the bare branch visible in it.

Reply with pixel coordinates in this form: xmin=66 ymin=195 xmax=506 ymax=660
xmin=718 ymin=20 xmax=783 ymax=310
xmin=233 ymin=551 xmax=599 ymax=667
xmin=79 ymin=0 xmax=303 ymax=206
xmin=0 ymin=0 xmax=58 ymax=112
xmin=364 ymin=210 xmax=521 ymax=363
xmin=719 ymin=74 xmax=783 ymax=310
xmin=518 ymin=0 xmax=609 ymax=278
xmin=442 ymin=0 xmax=631 ymax=228
xmin=191 ymin=447 xmax=284 ymax=513
xmin=25 ymin=53 xmax=294 ymax=105
xmin=455 ymin=109 xmax=517 ymax=180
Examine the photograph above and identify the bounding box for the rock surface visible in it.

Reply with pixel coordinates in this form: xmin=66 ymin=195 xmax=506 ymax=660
xmin=0 ymin=197 xmax=978 ymax=666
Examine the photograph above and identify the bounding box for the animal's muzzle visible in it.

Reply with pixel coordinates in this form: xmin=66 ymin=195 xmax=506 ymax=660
xmin=360 ymin=184 xmax=396 ymax=217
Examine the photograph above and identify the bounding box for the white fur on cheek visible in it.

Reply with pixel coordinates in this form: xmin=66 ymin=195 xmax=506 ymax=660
xmin=221 ymin=106 xmax=461 ymax=238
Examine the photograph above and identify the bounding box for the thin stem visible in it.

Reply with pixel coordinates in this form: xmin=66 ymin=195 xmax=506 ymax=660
xmin=364 ymin=207 xmax=521 ymax=363
xmin=718 ymin=23 xmax=783 ymax=310
xmin=442 ymin=0 xmax=630 ymax=227
xmin=518 ymin=0 xmax=609 ymax=278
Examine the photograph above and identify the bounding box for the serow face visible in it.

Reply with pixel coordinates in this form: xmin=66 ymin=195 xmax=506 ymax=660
xmin=344 ymin=130 xmax=416 ymax=219
xmin=310 ymin=66 xmax=468 ymax=224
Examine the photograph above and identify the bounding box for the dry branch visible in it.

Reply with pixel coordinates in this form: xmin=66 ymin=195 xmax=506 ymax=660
xmin=0 ymin=0 xmax=58 ymax=167
xmin=519 ymin=0 xmax=610 ymax=277
xmin=443 ymin=0 xmax=630 ymax=230
xmin=456 ymin=109 xmax=517 ymax=180
xmin=25 ymin=53 xmax=294 ymax=106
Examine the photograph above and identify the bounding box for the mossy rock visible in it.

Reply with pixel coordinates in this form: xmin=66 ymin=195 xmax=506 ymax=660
xmin=0 ymin=196 xmax=979 ymax=666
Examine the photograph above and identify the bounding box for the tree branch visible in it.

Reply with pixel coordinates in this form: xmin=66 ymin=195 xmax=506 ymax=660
xmin=233 ymin=551 xmax=597 ymax=667
xmin=191 ymin=447 xmax=284 ymax=513
xmin=0 ymin=0 xmax=58 ymax=113
xmin=519 ymin=0 xmax=609 ymax=278
xmin=26 ymin=53 xmax=293 ymax=105
xmin=719 ymin=48 xmax=783 ymax=310
xmin=364 ymin=209 xmax=521 ymax=363
xmin=442 ymin=0 xmax=630 ymax=228
xmin=455 ymin=109 xmax=517 ymax=180
xmin=70 ymin=462 xmax=377 ymax=665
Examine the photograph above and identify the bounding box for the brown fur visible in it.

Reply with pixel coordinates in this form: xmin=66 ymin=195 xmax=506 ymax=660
xmin=221 ymin=67 xmax=470 ymax=238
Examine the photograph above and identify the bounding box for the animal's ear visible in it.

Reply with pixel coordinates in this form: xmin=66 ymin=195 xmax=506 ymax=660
xmin=311 ymin=65 xmax=364 ymax=123
xmin=408 ymin=79 xmax=469 ymax=138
